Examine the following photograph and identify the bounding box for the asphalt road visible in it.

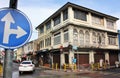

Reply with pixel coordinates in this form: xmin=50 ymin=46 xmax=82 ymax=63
xmin=2 ymin=63 xmax=120 ymax=78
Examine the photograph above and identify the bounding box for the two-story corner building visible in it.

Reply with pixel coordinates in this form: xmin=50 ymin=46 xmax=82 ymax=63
xmin=36 ymin=2 xmax=119 ymax=67
xmin=16 ymin=39 xmax=38 ymax=62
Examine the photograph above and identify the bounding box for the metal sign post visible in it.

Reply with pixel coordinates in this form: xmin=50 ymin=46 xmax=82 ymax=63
xmin=3 ymin=0 xmax=17 ymax=78
xmin=3 ymin=49 xmax=13 ymax=78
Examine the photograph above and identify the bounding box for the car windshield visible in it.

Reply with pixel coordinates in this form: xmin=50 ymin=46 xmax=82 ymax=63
xmin=22 ymin=61 xmax=31 ymax=64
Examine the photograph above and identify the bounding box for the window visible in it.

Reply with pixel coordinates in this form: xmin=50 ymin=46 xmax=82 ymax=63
xmin=73 ymin=29 xmax=78 ymax=46
xmin=92 ymin=32 xmax=97 ymax=44
xmin=45 ymin=39 xmax=48 ymax=47
xmin=48 ymin=37 xmax=51 ymax=46
xmin=85 ymin=31 xmax=90 ymax=46
xmin=53 ymin=14 xmax=61 ymax=26
xmin=97 ymin=33 xmax=101 ymax=44
xmin=22 ymin=61 xmax=31 ymax=64
xmin=107 ymin=20 xmax=114 ymax=29
xmin=92 ymin=15 xmax=103 ymax=25
xmin=54 ymin=33 xmax=61 ymax=45
xmin=63 ymin=9 xmax=68 ymax=21
xmin=40 ymin=40 xmax=44 ymax=48
xmin=40 ymin=26 xmax=44 ymax=34
xmin=101 ymin=34 xmax=105 ymax=45
xmin=108 ymin=36 xmax=116 ymax=45
xmin=79 ymin=30 xmax=84 ymax=46
xmin=45 ymin=37 xmax=51 ymax=47
xmin=64 ymin=29 xmax=69 ymax=42
xmin=46 ymin=21 xmax=51 ymax=30
xmin=74 ymin=9 xmax=87 ymax=21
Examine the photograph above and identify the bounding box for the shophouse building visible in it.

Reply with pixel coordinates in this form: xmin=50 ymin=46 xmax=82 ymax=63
xmin=36 ymin=2 xmax=119 ymax=67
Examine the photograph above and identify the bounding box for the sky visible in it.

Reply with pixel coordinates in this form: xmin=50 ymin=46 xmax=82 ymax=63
xmin=0 ymin=0 xmax=120 ymax=41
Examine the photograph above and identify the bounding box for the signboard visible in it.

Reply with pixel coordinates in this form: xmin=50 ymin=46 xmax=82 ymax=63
xmin=0 ymin=8 xmax=32 ymax=49
xmin=72 ymin=45 xmax=78 ymax=50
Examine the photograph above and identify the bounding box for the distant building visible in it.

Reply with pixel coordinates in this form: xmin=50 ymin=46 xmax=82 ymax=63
xmin=35 ymin=2 xmax=119 ymax=67
xmin=16 ymin=39 xmax=37 ymax=62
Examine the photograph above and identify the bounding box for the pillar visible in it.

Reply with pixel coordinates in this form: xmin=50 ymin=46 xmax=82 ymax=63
xmin=105 ymin=52 xmax=109 ymax=63
xmin=69 ymin=51 xmax=74 ymax=64
xmin=60 ymin=53 xmax=65 ymax=66
xmin=89 ymin=51 xmax=94 ymax=64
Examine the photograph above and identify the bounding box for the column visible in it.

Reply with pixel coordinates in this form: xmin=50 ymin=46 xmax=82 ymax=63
xmin=61 ymin=12 xmax=63 ymax=25
xmin=60 ymin=53 xmax=65 ymax=66
xmin=89 ymin=29 xmax=93 ymax=46
xmin=104 ymin=17 xmax=107 ymax=29
xmin=68 ymin=6 xmax=73 ymax=22
xmin=88 ymin=13 xmax=92 ymax=25
xmin=60 ymin=30 xmax=63 ymax=45
xmin=105 ymin=52 xmax=109 ymax=63
xmin=69 ymin=26 xmax=73 ymax=44
xmin=69 ymin=50 xmax=74 ymax=64
xmin=89 ymin=51 xmax=94 ymax=64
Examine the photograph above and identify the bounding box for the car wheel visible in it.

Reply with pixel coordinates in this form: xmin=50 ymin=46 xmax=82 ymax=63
xmin=31 ymin=71 xmax=34 ymax=74
xmin=19 ymin=71 xmax=22 ymax=75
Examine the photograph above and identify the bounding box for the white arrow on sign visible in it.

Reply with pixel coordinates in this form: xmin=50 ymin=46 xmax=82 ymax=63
xmin=1 ymin=12 xmax=27 ymax=44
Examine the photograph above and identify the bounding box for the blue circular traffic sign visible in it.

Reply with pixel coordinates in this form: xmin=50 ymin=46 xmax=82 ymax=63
xmin=0 ymin=8 xmax=32 ymax=49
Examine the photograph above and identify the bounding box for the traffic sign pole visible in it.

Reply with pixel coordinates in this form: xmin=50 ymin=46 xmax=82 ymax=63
xmin=9 ymin=0 xmax=18 ymax=9
xmin=3 ymin=0 xmax=18 ymax=78
xmin=3 ymin=49 xmax=13 ymax=78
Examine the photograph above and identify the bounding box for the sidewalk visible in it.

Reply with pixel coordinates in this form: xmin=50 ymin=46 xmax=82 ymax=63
xmin=37 ymin=66 xmax=94 ymax=76
xmin=37 ymin=65 xmax=118 ymax=78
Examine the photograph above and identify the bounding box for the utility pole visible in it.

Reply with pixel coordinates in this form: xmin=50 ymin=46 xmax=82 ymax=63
xmin=3 ymin=0 xmax=18 ymax=78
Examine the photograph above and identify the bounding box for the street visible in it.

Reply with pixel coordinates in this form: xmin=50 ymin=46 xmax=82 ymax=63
xmin=14 ymin=63 xmax=120 ymax=78
xmin=1 ymin=63 xmax=120 ymax=78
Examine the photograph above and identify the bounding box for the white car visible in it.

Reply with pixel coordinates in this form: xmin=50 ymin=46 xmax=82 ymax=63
xmin=19 ymin=61 xmax=35 ymax=74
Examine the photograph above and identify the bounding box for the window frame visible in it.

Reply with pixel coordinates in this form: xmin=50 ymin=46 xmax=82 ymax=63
xmin=85 ymin=31 xmax=90 ymax=46
xmin=40 ymin=26 xmax=44 ymax=34
xmin=63 ymin=9 xmax=68 ymax=21
xmin=73 ymin=9 xmax=87 ymax=21
xmin=53 ymin=14 xmax=61 ymax=26
xmin=54 ymin=32 xmax=61 ymax=45
xmin=73 ymin=29 xmax=78 ymax=46
xmin=79 ymin=30 xmax=84 ymax=46
xmin=107 ymin=19 xmax=114 ymax=29
xmin=92 ymin=14 xmax=103 ymax=25
xmin=64 ymin=29 xmax=69 ymax=42
xmin=46 ymin=21 xmax=51 ymax=30
xmin=108 ymin=35 xmax=116 ymax=45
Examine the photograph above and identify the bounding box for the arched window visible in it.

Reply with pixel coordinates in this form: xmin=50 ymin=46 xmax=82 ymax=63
xmin=79 ymin=30 xmax=84 ymax=46
xmin=101 ymin=34 xmax=105 ymax=45
xmin=85 ymin=31 xmax=90 ymax=46
xmin=73 ymin=29 xmax=78 ymax=46
xmin=92 ymin=32 xmax=97 ymax=44
xmin=97 ymin=33 xmax=101 ymax=44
